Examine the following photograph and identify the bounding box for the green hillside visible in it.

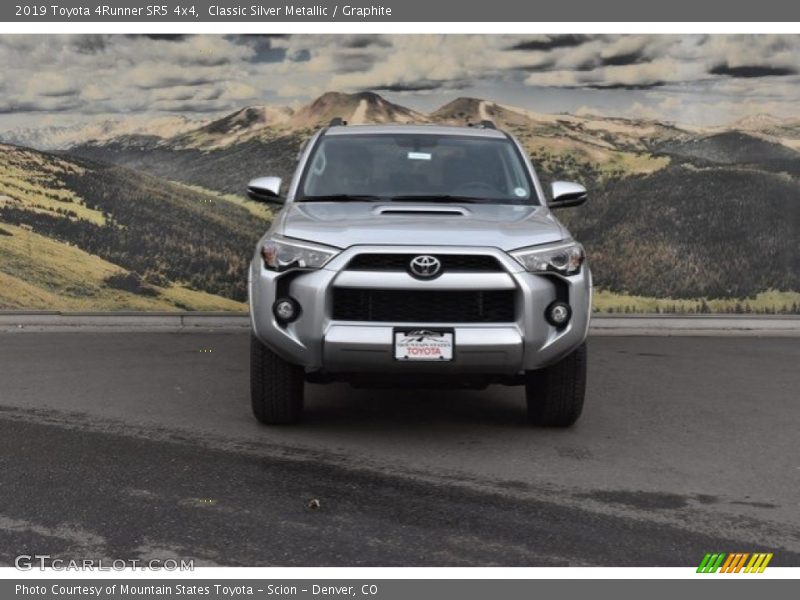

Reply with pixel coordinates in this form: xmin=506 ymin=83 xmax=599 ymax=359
xmin=0 ymin=144 xmax=265 ymax=308
xmin=70 ymin=134 xmax=305 ymax=197
xmin=6 ymin=92 xmax=800 ymax=313
xmin=658 ymin=131 xmax=799 ymax=165
xmin=593 ymin=289 xmax=800 ymax=314
xmin=0 ymin=223 xmax=244 ymax=311
xmin=558 ymin=163 xmax=800 ymax=299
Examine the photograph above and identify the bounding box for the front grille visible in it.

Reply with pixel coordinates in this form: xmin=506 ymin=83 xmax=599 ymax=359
xmin=345 ymin=254 xmax=502 ymax=272
xmin=332 ymin=289 xmax=516 ymax=323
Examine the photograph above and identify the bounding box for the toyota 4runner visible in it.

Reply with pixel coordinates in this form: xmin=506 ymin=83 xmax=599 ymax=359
xmin=247 ymin=120 xmax=591 ymax=427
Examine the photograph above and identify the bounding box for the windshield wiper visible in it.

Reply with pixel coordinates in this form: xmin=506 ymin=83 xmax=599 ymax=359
xmin=388 ymin=195 xmax=486 ymax=204
xmin=297 ymin=194 xmax=383 ymax=202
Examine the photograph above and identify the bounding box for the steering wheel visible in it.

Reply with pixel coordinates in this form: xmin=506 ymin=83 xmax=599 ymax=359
xmin=451 ymin=181 xmax=503 ymax=197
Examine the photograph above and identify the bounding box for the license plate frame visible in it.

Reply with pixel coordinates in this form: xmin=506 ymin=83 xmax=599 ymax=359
xmin=393 ymin=328 xmax=455 ymax=362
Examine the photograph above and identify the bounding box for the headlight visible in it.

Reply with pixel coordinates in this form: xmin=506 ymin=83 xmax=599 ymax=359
xmin=261 ymin=235 xmax=340 ymax=271
xmin=509 ymin=240 xmax=585 ymax=275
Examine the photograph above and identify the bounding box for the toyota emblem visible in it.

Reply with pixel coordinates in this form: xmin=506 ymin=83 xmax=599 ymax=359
xmin=409 ymin=255 xmax=442 ymax=279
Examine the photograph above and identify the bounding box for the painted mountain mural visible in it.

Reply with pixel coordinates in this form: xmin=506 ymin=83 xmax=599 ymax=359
xmin=1 ymin=35 xmax=799 ymax=312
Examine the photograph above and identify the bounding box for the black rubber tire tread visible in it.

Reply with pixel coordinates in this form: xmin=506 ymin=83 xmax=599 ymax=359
xmin=250 ymin=333 xmax=304 ymax=424
xmin=525 ymin=342 xmax=587 ymax=427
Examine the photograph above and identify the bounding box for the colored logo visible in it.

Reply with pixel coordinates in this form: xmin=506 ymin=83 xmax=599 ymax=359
xmin=697 ymin=553 xmax=773 ymax=573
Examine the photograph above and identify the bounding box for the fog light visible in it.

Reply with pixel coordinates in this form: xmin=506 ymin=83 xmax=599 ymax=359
xmin=546 ymin=301 xmax=571 ymax=327
xmin=273 ymin=297 xmax=300 ymax=323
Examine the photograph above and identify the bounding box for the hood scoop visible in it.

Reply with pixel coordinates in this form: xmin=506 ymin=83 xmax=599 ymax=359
xmin=374 ymin=205 xmax=470 ymax=217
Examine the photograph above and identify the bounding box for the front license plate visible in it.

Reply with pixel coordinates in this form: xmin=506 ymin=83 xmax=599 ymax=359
xmin=394 ymin=329 xmax=454 ymax=361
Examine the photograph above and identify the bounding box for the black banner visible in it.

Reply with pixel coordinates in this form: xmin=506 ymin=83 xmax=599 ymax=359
xmin=3 ymin=0 xmax=800 ymax=22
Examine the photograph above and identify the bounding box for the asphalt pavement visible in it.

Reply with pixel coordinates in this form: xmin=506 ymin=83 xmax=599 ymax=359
xmin=0 ymin=332 xmax=798 ymax=566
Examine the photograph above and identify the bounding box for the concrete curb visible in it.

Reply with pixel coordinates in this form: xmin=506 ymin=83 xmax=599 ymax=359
xmin=0 ymin=311 xmax=249 ymax=332
xmin=589 ymin=316 xmax=800 ymax=337
xmin=0 ymin=311 xmax=798 ymax=336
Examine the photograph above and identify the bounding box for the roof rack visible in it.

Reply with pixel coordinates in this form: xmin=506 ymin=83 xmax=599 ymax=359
xmin=329 ymin=117 xmax=347 ymax=127
xmin=466 ymin=120 xmax=497 ymax=129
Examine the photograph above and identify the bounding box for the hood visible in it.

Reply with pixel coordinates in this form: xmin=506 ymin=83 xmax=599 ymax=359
xmin=278 ymin=202 xmax=566 ymax=250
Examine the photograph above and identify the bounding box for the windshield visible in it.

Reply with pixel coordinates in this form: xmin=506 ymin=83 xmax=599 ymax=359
xmin=298 ymin=133 xmax=537 ymax=204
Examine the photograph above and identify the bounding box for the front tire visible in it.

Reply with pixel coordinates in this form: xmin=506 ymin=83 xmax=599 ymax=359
xmin=525 ymin=342 xmax=587 ymax=427
xmin=250 ymin=333 xmax=305 ymax=424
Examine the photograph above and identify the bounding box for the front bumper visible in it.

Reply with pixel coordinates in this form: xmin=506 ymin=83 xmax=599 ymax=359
xmin=249 ymin=245 xmax=591 ymax=375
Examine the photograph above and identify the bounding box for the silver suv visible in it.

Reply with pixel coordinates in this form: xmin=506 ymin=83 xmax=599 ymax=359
xmin=247 ymin=121 xmax=591 ymax=427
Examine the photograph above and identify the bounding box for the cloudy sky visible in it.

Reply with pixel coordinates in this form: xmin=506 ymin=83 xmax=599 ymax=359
xmin=1 ymin=34 xmax=800 ymax=130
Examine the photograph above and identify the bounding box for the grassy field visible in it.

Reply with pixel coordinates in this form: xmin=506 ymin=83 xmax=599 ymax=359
xmin=2 ymin=136 xmax=796 ymax=315
xmin=0 ymin=223 xmax=245 ymax=311
xmin=597 ymin=151 xmax=670 ymax=178
xmin=2 ymin=223 xmax=796 ymax=314
xmin=1 ymin=143 xmax=268 ymax=301
xmin=174 ymin=182 xmax=274 ymax=220
xmin=593 ymin=289 xmax=800 ymax=314
xmin=512 ymin=129 xmax=671 ymax=181
xmin=0 ymin=146 xmax=106 ymax=225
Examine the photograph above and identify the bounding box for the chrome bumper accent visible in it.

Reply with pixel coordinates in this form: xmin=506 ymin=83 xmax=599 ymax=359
xmin=323 ymin=324 xmax=523 ymax=374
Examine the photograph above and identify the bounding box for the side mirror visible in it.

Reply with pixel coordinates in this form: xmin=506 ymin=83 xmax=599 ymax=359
xmin=247 ymin=177 xmax=284 ymax=204
xmin=550 ymin=181 xmax=588 ymax=209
